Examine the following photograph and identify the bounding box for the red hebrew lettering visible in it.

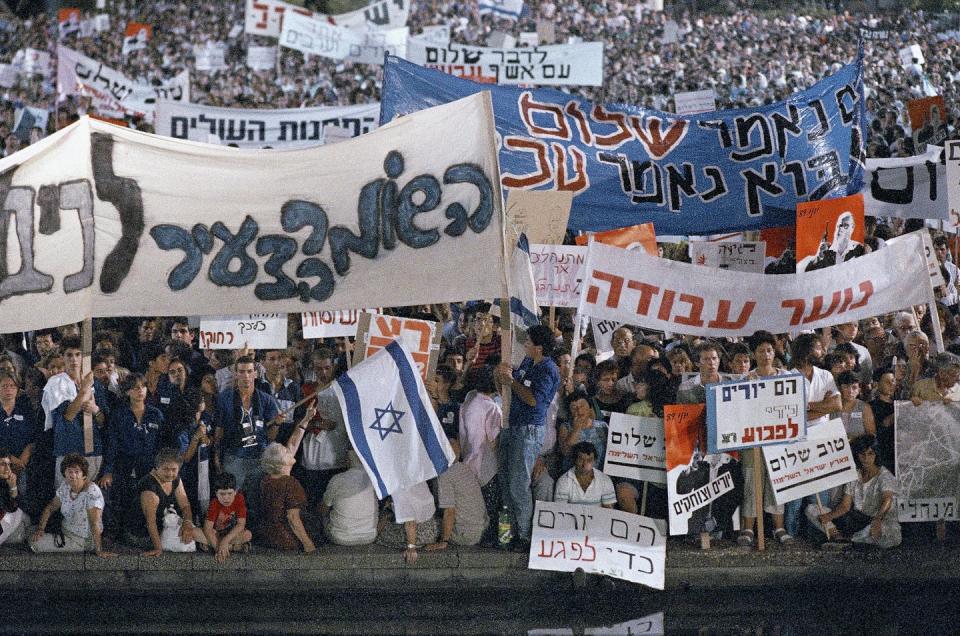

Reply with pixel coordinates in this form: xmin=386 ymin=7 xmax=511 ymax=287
xmin=847 ymin=280 xmax=874 ymax=311
xmin=626 ymin=280 xmax=660 ymax=315
xmin=708 ymin=299 xmax=756 ymax=330
xmin=501 ymin=137 xmax=552 ymax=188
xmin=590 ymin=105 xmax=632 ymax=148
xmin=802 ymin=290 xmax=842 ymax=324
xmin=781 ymin=298 xmax=806 ymax=326
xmin=629 ymin=116 xmax=689 ymax=160
xmin=252 ymin=1 xmax=269 ymax=28
xmin=402 ymin=321 xmax=433 ymax=350
xmin=538 ymin=540 xmax=552 ymax=558
xmin=586 ymin=270 xmax=626 ymax=308
xmin=657 ymin=289 xmax=676 ymax=321
xmin=552 ymin=143 xmax=588 ymax=192
xmin=836 ymin=286 xmax=854 ymax=315
xmin=564 ymin=101 xmax=593 ymax=145
xmin=582 ymin=536 xmax=597 ymax=562
xmin=518 ymin=92 xmax=571 ymax=139
xmin=674 ymin=293 xmax=705 ymax=327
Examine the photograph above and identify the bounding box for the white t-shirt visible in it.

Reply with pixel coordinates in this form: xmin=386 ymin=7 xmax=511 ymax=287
xmin=322 ymin=466 xmax=378 ymax=545
xmin=554 ymin=468 xmax=616 ymax=507
xmin=792 ymin=366 xmax=838 ymax=427
xmin=391 ymin=481 xmax=435 ymax=524
xmin=42 ymin=372 xmax=77 ymax=432
xmin=301 ymin=389 xmax=349 ymax=471
xmin=57 ymin=481 xmax=104 ymax=538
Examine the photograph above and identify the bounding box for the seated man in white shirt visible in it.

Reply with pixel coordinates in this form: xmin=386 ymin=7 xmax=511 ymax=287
xmin=320 ymin=451 xmax=378 ymax=546
xmin=553 ymin=441 xmax=615 ymax=508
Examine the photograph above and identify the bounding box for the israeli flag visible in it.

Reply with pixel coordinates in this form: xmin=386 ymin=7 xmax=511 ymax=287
xmin=509 ymin=234 xmax=540 ymax=368
xmin=332 ymin=340 xmax=454 ymax=499
xmin=478 ymin=0 xmax=524 ymax=20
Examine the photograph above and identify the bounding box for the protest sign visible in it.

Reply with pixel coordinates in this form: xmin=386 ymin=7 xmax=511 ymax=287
xmin=301 ymin=309 xmax=368 ymax=339
xmin=706 ymin=374 xmax=806 ymax=453
xmin=899 ymin=44 xmax=924 ymax=67
xmin=862 ymin=146 xmax=946 ymax=221
xmin=763 ymin=418 xmax=856 ymax=506
xmin=381 ymin=54 xmax=865 ymax=235
xmin=247 ymin=45 xmax=277 ymax=71
xmin=417 ymin=25 xmax=450 ymax=46
xmin=664 ymin=404 xmax=741 ymax=536
xmin=19 ymin=48 xmax=51 ymax=77
xmin=0 ymin=93 xmax=506 ymax=333
xmin=530 ymin=501 xmax=667 ymax=589
xmin=194 ymin=42 xmax=229 ymax=72
xmin=859 ymin=26 xmax=890 ymax=40
xmin=58 ymin=8 xmax=81 ymax=38
xmin=479 ymin=0 xmax=524 ymax=20
xmin=58 ymin=45 xmax=190 ymax=118
xmin=0 ymin=64 xmax=16 ymax=88
xmin=13 ymin=106 xmax=49 ymax=143
xmin=199 ymin=314 xmax=287 ymax=350
xmin=505 ymin=189 xmax=572 ymax=245
xmin=353 ymin=313 xmax=441 ymax=381
xmin=574 ymin=223 xmax=658 ymax=256
xmin=907 ymin=96 xmax=948 ymax=147
xmin=122 ymin=22 xmax=151 ymax=56
xmin=530 ymin=244 xmax=586 ymax=307
xmin=895 ymin=401 xmax=960 ymax=522
xmin=795 ymin=193 xmax=866 ymax=273
xmin=949 ymin=141 xmax=960 ymax=231
xmin=576 ymin=235 xmax=930 ymax=337
xmin=345 ymin=27 xmax=408 ymax=66
xmin=536 ymin=20 xmax=555 ymax=44
xmin=245 ymin=0 xmax=313 ymax=37
xmin=518 ymin=32 xmax=539 ymax=47
xmin=887 ymin=229 xmax=945 ymax=288
xmin=403 ymin=40 xmax=604 ymax=87
xmin=155 ymin=101 xmax=379 ymax=149
xmin=690 ymin=241 xmax=765 ymax=273
xmin=673 ymin=89 xmax=716 ymax=115
xmin=280 ymin=12 xmax=364 ymax=60
xmin=604 ymin=413 xmax=667 ymax=484
xmin=591 ymin=318 xmax=624 ymax=358
xmin=246 ymin=0 xmax=409 ymax=38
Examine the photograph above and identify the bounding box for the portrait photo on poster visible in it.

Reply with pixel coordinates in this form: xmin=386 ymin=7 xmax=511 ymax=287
xmin=795 ymin=193 xmax=867 ymax=273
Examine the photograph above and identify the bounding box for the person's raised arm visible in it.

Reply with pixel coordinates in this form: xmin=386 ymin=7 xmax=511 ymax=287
xmin=285 ymin=404 xmax=317 ymax=457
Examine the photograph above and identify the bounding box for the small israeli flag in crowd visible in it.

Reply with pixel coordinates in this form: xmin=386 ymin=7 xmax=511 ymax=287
xmin=332 ymin=340 xmax=454 ymax=499
xmin=509 ymin=234 xmax=541 ymax=368
xmin=478 ymin=0 xmax=525 ymax=20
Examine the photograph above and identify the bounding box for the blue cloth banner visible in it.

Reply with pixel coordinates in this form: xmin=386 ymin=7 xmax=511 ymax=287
xmin=381 ymin=55 xmax=866 ymax=235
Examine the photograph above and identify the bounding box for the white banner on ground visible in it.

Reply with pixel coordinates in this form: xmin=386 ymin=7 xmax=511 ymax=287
xmin=763 ymin=419 xmax=856 ymax=506
xmin=528 ymin=613 xmax=665 ymax=636
xmin=155 ymin=101 xmax=379 ymax=149
xmin=345 ymin=27 xmax=408 ymax=66
xmin=0 ymin=92 xmax=505 ymax=332
xmin=706 ymin=374 xmax=807 ymax=453
xmin=405 ymin=40 xmax=604 ymax=87
xmin=57 ymin=45 xmax=190 ymax=118
xmin=530 ymin=244 xmax=585 ymax=308
xmin=247 ymin=45 xmax=277 ymax=71
xmin=577 ymin=236 xmax=930 ymax=337
xmin=604 ymin=413 xmax=666 ymax=484
xmin=280 ymin=12 xmax=365 ymax=60
xmin=198 ymin=313 xmax=287 ymax=349
xmin=690 ymin=241 xmax=765 ymax=273
xmin=302 ymin=309 xmax=366 ymax=339
xmin=530 ymin=501 xmax=667 ymax=589
xmin=862 ymin=146 xmax=946 ymax=221
xmin=673 ymin=89 xmax=715 ymax=115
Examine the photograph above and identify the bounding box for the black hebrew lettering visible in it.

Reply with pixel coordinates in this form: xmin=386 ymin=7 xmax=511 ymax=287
xmin=806 ymin=99 xmax=830 ymax=141
xmin=731 ymin=114 xmax=773 ymax=162
xmin=743 ymin=163 xmax=783 ymax=216
xmin=806 ymin=151 xmax=848 ymax=200
xmin=771 ymin=105 xmax=802 ymax=159
xmin=209 ymin=216 xmax=259 ymax=286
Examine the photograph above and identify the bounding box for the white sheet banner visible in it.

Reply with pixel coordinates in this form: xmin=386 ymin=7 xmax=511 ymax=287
xmin=280 ymin=12 xmax=365 ymax=60
xmin=405 ymin=40 xmax=604 ymax=87
xmin=345 ymin=27 xmax=408 ymax=66
xmin=948 ymin=141 xmax=960 ymax=230
xmin=57 ymin=45 xmax=190 ymax=118
xmin=706 ymin=374 xmax=807 ymax=453
xmin=604 ymin=413 xmax=666 ymax=484
xmin=690 ymin=241 xmax=765 ymax=273
xmin=155 ymin=101 xmax=380 ymax=149
xmin=530 ymin=501 xmax=667 ymax=590
xmin=530 ymin=244 xmax=585 ymax=308
xmin=862 ymin=146 xmax=946 ymax=220
xmin=301 ymin=309 xmax=368 ymax=339
xmin=245 ymin=0 xmax=314 ymax=38
xmin=0 ymin=92 xmax=505 ymax=332
xmin=247 ymin=45 xmax=277 ymax=71
xmin=577 ymin=236 xmax=930 ymax=337
xmin=198 ymin=313 xmax=287 ymax=350
xmin=674 ymin=89 xmax=716 ymax=115
xmin=762 ymin=419 xmax=857 ymax=506
xmin=331 ymin=0 xmax=410 ymax=31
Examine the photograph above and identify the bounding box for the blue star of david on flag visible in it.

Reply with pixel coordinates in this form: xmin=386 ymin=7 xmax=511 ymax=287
xmin=369 ymin=400 xmax=405 ymax=440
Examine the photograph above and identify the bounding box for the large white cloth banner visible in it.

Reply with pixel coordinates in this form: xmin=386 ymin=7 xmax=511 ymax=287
xmin=246 ymin=0 xmax=409 ymax=38
xmin=404 ymin=40 xmax=604 ymax=87
xmin=862 ymin=146 xmax=946 ymax=221
xmin=530 ymin=501 xmax=667 ymax=590
xmin=762 ymin=419 xmax=857 ymax=506
xmin=0 ymin=92 xmax=505 ymax=332
xmin=57 ymin=45 xmax=190 ymax=118
xmin=280 ymin=12 xmax=365 ymax=60
xmin=155 ymin=101 xmax=380 ymax=149
xmin=577 ymin=236 xmax=930 ymax=337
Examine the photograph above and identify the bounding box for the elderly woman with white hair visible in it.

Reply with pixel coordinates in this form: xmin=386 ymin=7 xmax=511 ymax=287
xmin=257 ymin=403 xmax=317 ymax=553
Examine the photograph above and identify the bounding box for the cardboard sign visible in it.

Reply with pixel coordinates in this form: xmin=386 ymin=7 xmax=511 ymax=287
xmin=506 ymin=189 xmax=573 ymax=245
xmin=529 ymin=244 xmax=586 ymax=308
xmin=199 ymin=313 xmax=288 ymax=350
xmin=895 ymin=401 xmax=960 ymax=522
xmin=674 ymin=89 xmax=716 ymax=115
xmin=301 ymin=309 xmax=368 ymax=339
xmin=690 ymin=241 xmax=765 ymax=273
xmin=353 ymin=313 xmax=441 ymax=381
xmin=762 ymin=418 xmax=856 ymax=506
xmin=706 ymin=374 xmax=807 ymax=453
xmin=604 ymin=413 xmax=667 ymax=484
xmin=529 ymin=501 xmax=667 ymax=590
xmin=795 ymin=193 xmax=866 ymax=272
xmin=575 ymin=223 xmax=658 ymax=256
xmin=899 ymin=44 xmax=924 ymax=67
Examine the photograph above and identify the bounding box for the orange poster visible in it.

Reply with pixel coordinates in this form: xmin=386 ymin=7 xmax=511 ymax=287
xmin=664 ymin=404 xmax=705 ymax=471
xmin=58 ymin=8 xmax=80 ymax=36
xmin=795 ymin=193 xmax=866 ymax=273
xmin=907 ymin=96 xmax=948 ymax=146
xmin=574 ymin=222 xmax=658 ymax=256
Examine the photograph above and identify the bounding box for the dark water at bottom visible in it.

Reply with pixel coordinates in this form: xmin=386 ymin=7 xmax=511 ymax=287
xmin=4 ymin=582 xmax=958 ymax=634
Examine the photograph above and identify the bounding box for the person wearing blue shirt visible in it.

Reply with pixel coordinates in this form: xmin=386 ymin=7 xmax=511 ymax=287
xmin=0 ymin=371 xmax=35 ymax=497
xmin=494 ymin=325 xmax=560 ymax=551
xmin=176 ymin=388 xmax=213 ymax=522
xmin=256 ymin=349 xmax=302 ymax=444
